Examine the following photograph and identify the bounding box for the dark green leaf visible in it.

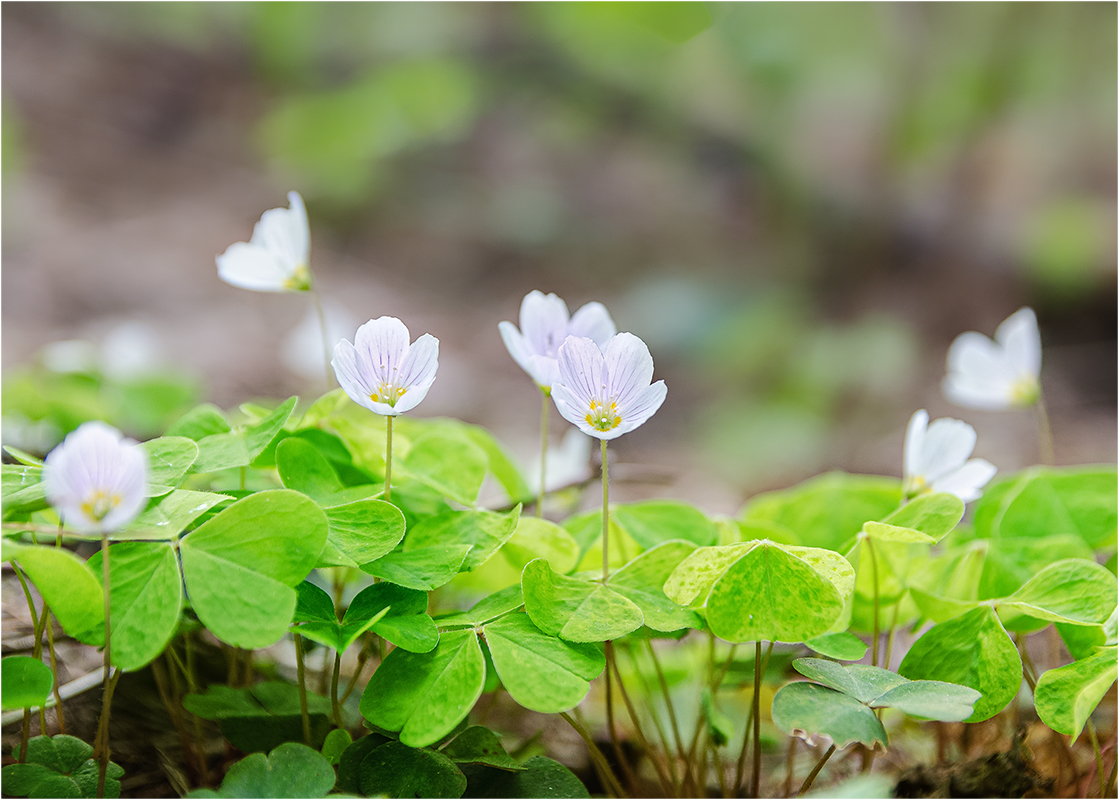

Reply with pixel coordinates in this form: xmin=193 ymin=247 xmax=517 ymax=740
xmin=772 ymin=681 xmax=887 ymax=749
xmin=358 ymin=740 xmax=467 ymax=799
xmin=442 ymin=726 xmax=523 ymax=771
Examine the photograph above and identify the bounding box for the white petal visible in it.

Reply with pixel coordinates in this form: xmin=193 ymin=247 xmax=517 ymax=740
xmin=614 ymin=380 xmax=667 ymax=437
xmin=499 ymin=321 xmax=535 ymax=378
xmin=568 ymin=302 xmax=617 ymax=346
xmin=551 ymin=382 xmax=601 ymax=438
xmin=903 ymin=410 xmax=928 ymax=480
xmin=354 ymin=317 xmax=411 ymax=387
xmin=527 ymin=355 xmax=559 ymax=390
xmin=995 ymin=307 xmax=1041 ymax=379
xmin=943 ymin=332 xmax=1016 ymax=409
xmin=604 ymin=332 xmax=655 ymax=411
xmin=557 ymin=336 xmax=606 ymax=408
xmin=251 ymin=195 xmax=308 ymax=273
xmin=392 ymin=334 xmax=439 ymax=414
xmin=931 ymin=459 xmax=997 ymax=503
xmin=942 ymin=374 xmax=1014 ymax=411
xmin=332 ymin=340 xmax=384 ymax=415
xmin=520 ymin=291 xmax=570 ymax=359
xmin=917 ymin=417 xmax=977 ymax=483
xmin=216 ymin=243 xmax=290 ymax=292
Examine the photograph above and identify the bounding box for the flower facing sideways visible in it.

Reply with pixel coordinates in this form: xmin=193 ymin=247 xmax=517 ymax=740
xmin=943 ymin=307 xmax=1041 ymax=410
xmin=217 ymin=191 xmax=312 ymax=292
xmin=552 ymin=333 xmax=667 ymax=441
xmin=42 ymin=421 xmax=148 ymax=534
xmin=499 ymin=290 xmax=616 ymax=392
xmin=903 ymin=410 xmax=996 ymax=503
xmin=332 ymin=317 xmax=439 ymax=417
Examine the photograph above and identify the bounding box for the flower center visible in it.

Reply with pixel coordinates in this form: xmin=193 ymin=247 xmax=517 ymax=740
xmin=903 ymin=475 xmax=930 ymax=500
xmin=283 ymin=264 xmax=313 ymax=292
xmin=370 ymin=383 xmax=407 ymax=407
xmin=81 ymin=489 xmax=120 ymax=522
xmin=585 ymin=399 xmax=622 ymax=432
xmin=1010 ymin=375 xmax=1039 ymax=407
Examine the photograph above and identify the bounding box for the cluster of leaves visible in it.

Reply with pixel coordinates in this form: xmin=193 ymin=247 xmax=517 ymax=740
xmin=2 ymin=385 xmax=1116 ymax=796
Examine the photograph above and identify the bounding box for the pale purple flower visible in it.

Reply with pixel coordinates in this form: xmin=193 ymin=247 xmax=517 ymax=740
xmin=903 ymin=410 xmax=997 ymax=503
xmin=943 ymin=308 xmax=1041 ymax=410
xmin=499 ymin=291 xmax=616 ymax=391
xmin=332 ymin=317 xmax=439 ymax=416
xmin=42 ymin=421 xmax=148 ymax=534
xmin=217 ymin=191 xmax=312 ymax=292
xmin=552 ymin=333 xmax=667 ymax=441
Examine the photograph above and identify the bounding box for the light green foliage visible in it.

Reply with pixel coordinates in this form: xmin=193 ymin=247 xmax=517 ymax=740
xmin=405 ymin=506 xmax=522 ymax=572
xmin=501 ymin=517 xmax=581 ymax=575
xmin=191 ymin=396 xmax=297 ymax=473
xmin=608 ymin=540 xmax=703 ymax=632
xmin=483 ymin=613 xmax=605 ymax=713
xmin=400 ymin=431 xmax=488 ymax=506
xmin=183 ymin=683 xmax=334 ymax=753
xmin=185 ymin=742 xmax=335 ymax=799
xmin=612 ymin=500 xmax=717 ymax=549
xmin=662 ymin=542 xmax=757 ymax=607
xmin=322 ymin=498 xmax=406 ymax=568
xmin=2 ymin=735 xmax=124 ymax=799
xmin=999 ymin=558 xmax=1117 ymax=627
xmin=562 ymin=509 xmax=639 ymax=568
xmin=80 ymin=543 xmax=181 ymax=671
xmin=355 ymin=581 xmax=439 ymax=653
xmin=521 ymin=558 xmax=644 ymax=642
xmin=321 ymin=728 xmax=352 ymax=766
xmin=772 ymin=682 xmax=887 ymax=750
xmin=361 ymin=544 xmax=471 ymax=591
xmin=898 ymin=606 xmax=1021 ymax=722
xmin=1035 ymin=646 xmax=1118 ymax=742
xmin=741 ymin=472 xmax=902 ymax=552
xmin=291 ymin=581 xmax=389 ymax=654
xmin=972 ymin=466 xmax=1118 ymax=549
xmin=806 ymin=632 xmax=867 ymax=661
xmin=5 ymin=544 xmax=104 ymax=637
xmin=361 ymin=629 xmax=485 ymax=748
xmin=863 ymin=492 xmax=964 ymax=544
xmin=434 ymin=584 xmax=524 ymax=630
xmin=356 ymin=740 xmax=467 ymax=798
xmin=125 ymin=489 xmax=231 ymax=539
xmin=180 ymin=490 xmax=327 ymax=649
xmin=165 ymin=404 xmax=231 ymax=440
xmin=139 ymin=436 xmax=199 ymax=495
xmin=977 ymin=535 xmax=1094 ymax=601
xmin=1 ymin=656 xmax=54 ymax=710
xmin=2 ymin=464 xmax=48 ymax=520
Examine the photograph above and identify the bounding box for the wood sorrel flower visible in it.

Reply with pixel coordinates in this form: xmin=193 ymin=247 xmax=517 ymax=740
xmin=332 ymin=316 xmax=439 ymax=417
xmin=943 ymin=307 xmax=1041 ymax=410
xmin=499 ymin=290 xmax=616 ymax=392
xmin=42 ymin=421 xmax=148 ymax=534
xmin=552 ymin=333 xmax=667 ymax=441
xmin=903 ymin=409 xmax=996 ymax=503
xmin=217 ymin=191 xmax=312 ymax=292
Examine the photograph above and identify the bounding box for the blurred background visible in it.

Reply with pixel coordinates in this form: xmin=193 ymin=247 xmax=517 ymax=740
xmin=3 ymin=2 xmax=1115 ymax=514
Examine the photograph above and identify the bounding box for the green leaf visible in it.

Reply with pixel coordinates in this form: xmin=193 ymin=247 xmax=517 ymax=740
xmin=977 ymin=535 xmax=1094 ymax=601
xmin=999 ymin=558 xmax=1117 ymax=626
xmin=323 ymin=499 xmax=406 ymax=567
xmin=706 ymin=542 xmax=844 ymax=643
xmin=183 ymin=683 xmax=333 ymax=753
xmin=2 ymin=735 xmax=123 ymax=799
xmin=292 ymin=581 xmax=389 ymax=654
xmin=772 ymin=682 xmax=887 ymax=749
xmin=2 ymin=464 xmax=47 ymax=519
xmin=973 ymin=466 xmax=1117 ymax=548
xmin=3 ymin=446 xmax=43 ymax=467
xmin=400 ymin=431 xmax=488 ymax=506
xmin=360 ymin=629 xmax=485 ymax=748
xmin=361 ymin=544 xmax=471 ymax=591
xmin=864 ymin=493 xmax=963 ymax=544
xmin=124 ymin=490 xmax=230 ymax=539
xmin=321 ymin=729 xmax=352 ymax=766
xmin=609 ymin=540 xmax=703 ymax=632
xmin=206 ymin=742 xmax=336 ymax=798
xmin=793 ymin=659 xmax=903 ymax=704
xmin=139 ymin=436 xmax=199 ymax=495
xmin=7 ymin=545 xmax=103 ymax=637
xmin=435 ymin=585 xmax=524 ymax=630
xmin=357 ymin=740 xmax=467 ymax=799
xmin=460 ymin=424 xmax=532 ymax=503
xmin=701 ymin=687 xmax=734 ymax=747
xmin=405 ymin=507 xmax=522 ymax=573
xmin=741 ymin=472 xmax=901 ymax=552
xmin=1 ymin=656 xmax=54 ymax=710
xmin=898 ymin=606 xmax=1021 ymax=722
xmin=662 ymin=542 xmax=757 ymax=607
xmin=612 ymin=500 xmax=716 ymax=549
xmin=871 ymin=681 xmax=982 ymax=722
xmin=276 ymin=436 xmax=345 ymax=504
xmin=521 ymin=559 xmax=643 ymax=642
xmin=501 ymin=517 xmax=580 ymax=575
xmin=79 ymin=543 xmax=181 ymax=671
xmin=335 ymin=733 xmax=391 ymax=795
xmin=806 ymin=633 xmax=867 ymax=661
xmin=909 ymin=588 xmax=978 ymax=624
xmin=483 ymin=613 xmax=604 ymax=713
xmin=441 ymin=726 xmax=523 ymax=771
xmin=192 ymin=397 xmax=297 ymax=472
xmin=353 ymin=582 xmax=439 ymax=654
xmin=180 ymin=490 xmax=328 ymax=648
xmin=165 ymin=403 xmax=231 ymax=440
xmin=1035 ymin=646 xmax=1117 ymax=742
xmin=464 ymin=755 xmax=590 ymax=798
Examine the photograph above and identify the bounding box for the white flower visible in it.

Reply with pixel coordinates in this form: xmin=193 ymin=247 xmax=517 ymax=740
xmin=42 ymin=421 xmax=148 ymax=534
xmin=216 ymin=191 xmax=312 ymax=292
xmin=943 ymin=307 xmax=1041 ymax=410
xmin=528 ymin=428 xmax=593 ymax=493
xmin=552 ymin=333 xmax=667 ymax=441
xmin=332 ymin=317 xmax=439 ymax=417
xmin=903 ymin=410 xmax=996 ymax=503
xmin=499 ymin=291 xmax=616 ymax=391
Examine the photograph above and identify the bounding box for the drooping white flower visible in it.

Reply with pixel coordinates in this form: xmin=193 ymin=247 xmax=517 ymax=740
xmin=42 ymin=421 xmax=148 ymax=534
xmin=552 ymin=333 xmax=667 ymax=441
xmin=903 ymin=410 xmax=996 ymax=503
xmin=216 ymin=191 xmax=312 ymax=292
xmin=499 ymin=291 xmax=616 ymax=391
xmin=943 ymin=307 xmax=1041 ymax=410
xmin=332 ymin=317 xmax=439 ymax=417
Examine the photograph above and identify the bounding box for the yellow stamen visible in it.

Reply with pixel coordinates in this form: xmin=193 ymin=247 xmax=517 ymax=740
xmin=585 ymin=399 xmax=622 ymax=431
xmin=371 ymin=384 xmax=407 ymax=407
xmin=81 ymin=490 xmax=120 ymax=522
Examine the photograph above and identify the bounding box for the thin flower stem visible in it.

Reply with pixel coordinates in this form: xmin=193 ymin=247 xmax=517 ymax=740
xmin=752 ymin=640 xmax=764 ymax=798
xmin=1105 ymin=748 xmax=1117 ymax=799
xmin=604 ymin=642 xmax=637 ymax=795
xmin=797 ymin=744 xmax=836 ymax=796
xmin=309 ymin=288 xmax=334 ymax=391
xmin=734 ymin=641 xmax=773 ymax=798
xmin=865 ymin=536 xmax=881 ymax=667
xmin=609 ymin=653 xmax=675 ymax=796
xmin=623 ymin=644 xmax=680 ymax=793
xmin=714 ymin=645 xmax=738 ymax=693
xmin=45 ymin=610 xmax=66 ymax=734
xmin=12 ymin=563 xmax=38 ymax=763
xmin=560 ymin=710 xmax=628 ymax=798
xmin=1017 ymin=633 xmax=1039 ymax=693
xmin=340 ymin=643 xmax=371 ymax=705
xmin=645 ymin=639 xmax=687 ymax=767
xmin=1087 ymin=720 xmax=1106 ymax=799
xmin=384 ymin=415 xmax=394 ymax=503
xmin=601 ymin=439 xmax=609 ymax=583
xmin=537 ymin=391 xmax=549 ymax=518
xmin=330 ymin=651 xmax=343 ymax=729
xmin=711 ymin=733 xmax=729 ymax=799
xmin=883 ymin=602 xmax=901 ymax=670
xmin=1036 ymin=395 xmax=1054 ymax=466
xmin=150 ymin=657 xmax=198 ymax=782
xmin=784 ymin=736 xmax=797 ymax=798
xmin=32 ymin=608 xmax=48 ymax=733
xmin=97 ymin=534 xmax=113 ymax=799
xmin=294 ymin=633 xmax=312 ymax=746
